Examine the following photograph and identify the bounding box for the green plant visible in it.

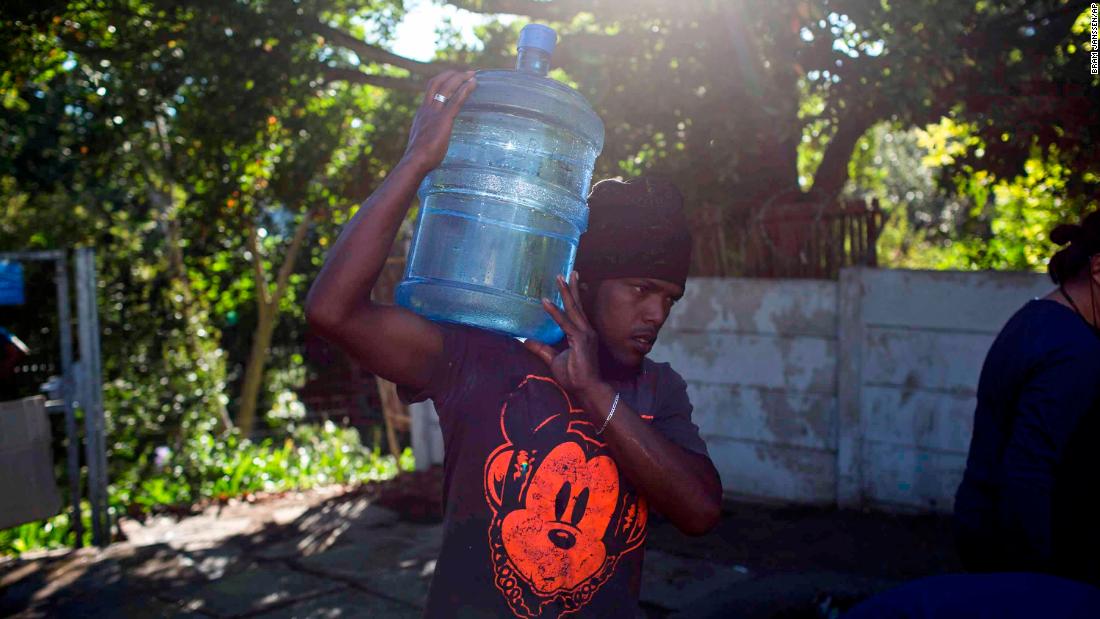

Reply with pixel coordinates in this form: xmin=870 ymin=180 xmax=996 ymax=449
xmin=1 ymin=421 xmax=413 ymax=556
xmin=0 ymin=501 xmax=103 ymax=554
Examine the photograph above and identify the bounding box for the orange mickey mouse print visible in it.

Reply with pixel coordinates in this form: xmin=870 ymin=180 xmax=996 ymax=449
xmin=484 ymin=375 xmax=648 ymax=618
xmin=502 ymin=441 xmax=618 ymax=593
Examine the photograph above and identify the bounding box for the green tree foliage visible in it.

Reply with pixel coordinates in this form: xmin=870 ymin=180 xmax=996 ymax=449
xmin=849 ymin=118 xmax=1089 ymax=271
xmin=0 ymin=0 xmax=415 ymax=447
xmin=427 ymin=0 xmax=1096 ymax=218
xmin=849 ymin=3 xmax=1100 ymax=272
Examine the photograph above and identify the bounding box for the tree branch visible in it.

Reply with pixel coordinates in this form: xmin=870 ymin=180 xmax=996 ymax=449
xmin=248 ymin=225 xmax=272 ymax=309
xmin=980 ymin=0 xmax=1088 ymax=40
xmin=448 ymin=0 xmax=690 ymax=21
xmin=271 ymin=207 xmax=315 ymax=310
xmin=444 ymin=0 xmax=587 ymax=20
xmin=310 ymin=19 xmax=457 ymax=76
xmin=810 ymin=107 xmax=879 ymax=203
xmin=321 ymin=67 xmax=425 ymax=93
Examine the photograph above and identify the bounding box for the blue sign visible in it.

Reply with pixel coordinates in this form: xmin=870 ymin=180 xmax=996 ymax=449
xmin=0 ymin=261 xmax=25 ymax=305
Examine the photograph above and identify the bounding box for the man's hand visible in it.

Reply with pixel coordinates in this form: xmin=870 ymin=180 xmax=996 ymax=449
xmin=401 ymin=70 xmax=477 ymax=174
xmin=523 ymin=271 xmax=607 ymax=403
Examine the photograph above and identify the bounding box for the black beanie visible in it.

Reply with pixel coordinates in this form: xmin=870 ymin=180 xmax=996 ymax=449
xmin=574 ymin=177 xmax=693 ymax=288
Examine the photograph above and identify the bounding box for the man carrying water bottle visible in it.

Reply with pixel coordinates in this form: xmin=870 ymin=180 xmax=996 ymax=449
xmin=307 ymin=70 xmax=722 ymax=618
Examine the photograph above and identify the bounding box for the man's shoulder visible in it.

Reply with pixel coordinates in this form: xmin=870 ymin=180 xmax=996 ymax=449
xmin=437 ymin=322 xmax=549 ymax=384
xmin=1017 ymin=303 xmax=1100 ymax=370
xmin=439 ymin=322 xmax=526 ymax=354
xmin=642 ymin=358 xmax=688 ymax=390
xmin=636 ymin=359 xmax=691 ymax=414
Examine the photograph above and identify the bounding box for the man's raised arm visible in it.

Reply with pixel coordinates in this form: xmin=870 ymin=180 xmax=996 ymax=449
xmin=305 ymin=70 xmax=476 ymax=391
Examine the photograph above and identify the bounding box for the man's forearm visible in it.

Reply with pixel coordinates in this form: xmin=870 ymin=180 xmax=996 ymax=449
xmin=305 ymin=157 xmax=427 ymax=322
xmin=577 ymin=382 xmax=722 ymax=535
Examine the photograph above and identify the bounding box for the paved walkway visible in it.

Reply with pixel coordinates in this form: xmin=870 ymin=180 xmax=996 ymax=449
xmin=1 ymin=478 xmax=960 ymax=618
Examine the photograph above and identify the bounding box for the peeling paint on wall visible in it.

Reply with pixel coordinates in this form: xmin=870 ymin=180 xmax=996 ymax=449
xmin=651 ymin=269 xmax=1050 ymax=513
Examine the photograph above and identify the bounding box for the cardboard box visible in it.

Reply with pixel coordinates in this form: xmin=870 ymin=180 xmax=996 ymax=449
xmin=0 ymin=396 xmax=63 ymax=530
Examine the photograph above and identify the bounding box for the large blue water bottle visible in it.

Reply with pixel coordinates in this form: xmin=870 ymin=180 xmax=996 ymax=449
xmin=395 ymin=24 xmax=604 ymax=343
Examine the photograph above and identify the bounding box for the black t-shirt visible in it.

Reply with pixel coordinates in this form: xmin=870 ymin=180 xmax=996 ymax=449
xmin=402 ymin=324 xmax=709 ymax=618
xmin=954 ymin=299 xmax=1100 ymax=582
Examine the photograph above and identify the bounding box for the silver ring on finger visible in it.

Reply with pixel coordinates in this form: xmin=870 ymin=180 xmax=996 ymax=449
xmin=432 ymin=93 xmax=448 ymax=104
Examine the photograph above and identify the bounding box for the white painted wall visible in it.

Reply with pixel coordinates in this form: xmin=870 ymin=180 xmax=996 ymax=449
xmin=651 ymin=269 xmax=1051 ymax=512
xmin=409 ymin=399 xmax=444 ymax=471
xmin=835 ymin=269 xmax=1051 ymax=512
xmin=654 ymin=278 xmax=839 ymax=503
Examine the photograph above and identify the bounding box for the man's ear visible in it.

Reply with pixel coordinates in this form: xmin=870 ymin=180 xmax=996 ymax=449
xmin=1091 ymin=254 xmax=1100 ymax=283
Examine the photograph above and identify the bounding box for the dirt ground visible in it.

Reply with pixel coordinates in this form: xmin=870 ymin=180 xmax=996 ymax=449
xmin=1 ymin=468 xmax=961 ymax=618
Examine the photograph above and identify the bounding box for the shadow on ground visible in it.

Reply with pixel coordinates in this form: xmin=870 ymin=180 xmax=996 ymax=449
xmin=1 ymin=469 xmax=961 ymax=618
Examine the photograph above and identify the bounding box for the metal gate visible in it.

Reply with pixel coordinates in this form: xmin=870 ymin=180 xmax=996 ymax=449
xmin=0 ymin=248 xmax=109 ymax=547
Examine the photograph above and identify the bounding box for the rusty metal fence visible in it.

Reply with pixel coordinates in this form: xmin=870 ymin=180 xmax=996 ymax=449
xmin=688 ymin=193 xmax=884 ymax=279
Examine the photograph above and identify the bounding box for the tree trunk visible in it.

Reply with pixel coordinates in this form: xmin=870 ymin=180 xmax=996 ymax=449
xmin=810 ymin=109 xmax=879 ymax=203
xmin=236 ymin=210 xmax=314 ymax=436
xmin=236 ymin=307 xmax=277 ymax=436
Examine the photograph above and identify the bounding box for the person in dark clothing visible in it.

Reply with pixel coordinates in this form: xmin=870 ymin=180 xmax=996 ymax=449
xmin=954 ymin=210 xmax=1100 ymax=584
xmin=844 ymin=572 xmax=1100 ymax=619
xmin=306 ymin=71 xmax=722 ymax=618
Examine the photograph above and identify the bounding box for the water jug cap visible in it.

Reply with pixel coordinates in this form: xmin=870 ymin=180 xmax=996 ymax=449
xmin=518 ymin=24 xmax=557 ymax=55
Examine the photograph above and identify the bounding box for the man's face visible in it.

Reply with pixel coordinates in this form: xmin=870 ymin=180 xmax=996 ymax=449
xmin=585 ymin=277 xmax=684 ymax=368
